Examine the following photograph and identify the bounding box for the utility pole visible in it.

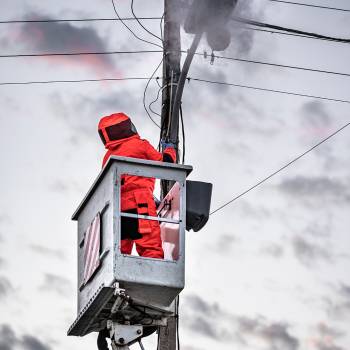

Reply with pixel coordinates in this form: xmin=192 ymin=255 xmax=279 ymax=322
xmin=160 ymin=0 xmax=181 ymax=167
xmin=159 ymin=1 xmax=181 ymax=349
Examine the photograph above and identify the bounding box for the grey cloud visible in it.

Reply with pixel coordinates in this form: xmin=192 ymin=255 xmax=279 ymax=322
xmin=258 ymin=323 xmax=299 ymax=350
xmin=260 ymin=243 xmax=284 ymax=258
xmin=0 ymin=276 xmax=14 ymax=299
xmin=324 ymin=283 xmax=350 ymax=320
xmin=339 ymin=284 xmax=350 ymax=299
xmin=30 ymin=245 xmax=65 ymax=260
xmin=304 ymin=219 xmax=332 ymax=239
xmin=292 ymin=236 xmax=331 ymax=266
xmin=313 ymin=323 xmax=345 ymax=350
xmin=0 ymin=324 xmax=51 ymax=350
xmin=21 ymin=335 xmax=51 ymax=350
xmin=0 ymin=324 xmax=16 ymax=350
xmin=18 ymin=13 xmax=114 ymax=72
xmin=0 ymin=257 xmax=5 ymax=268
xmin=183 ymin=294 xmax=299 ymax=349
xmin=48 ymin=179 xmax=84 ymax=194
xmin=301 ymin=101 xmax=331 ymax=128
xmin=40 ymin=273 xmax=72 ymax=297
xmin=277 ymin=176 xmax=350 ymax=204
xmin=48 ymin=90 xmax=141 ymax=139
xmin=185 ymin=294 xmax=222 ymax=318
xmin=215 ymin=234 xmax=240 ymax=253
xmin=316 ymin=323 xmax=344 ymax=339
xmin=317 ymin=345 xmax=344 ymax=350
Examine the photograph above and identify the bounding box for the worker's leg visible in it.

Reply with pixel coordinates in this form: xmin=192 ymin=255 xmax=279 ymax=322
xmin=135 ymin=221 xmax=164 ymax=259
xmin=121 ymin=239 xmax=133 ymax=255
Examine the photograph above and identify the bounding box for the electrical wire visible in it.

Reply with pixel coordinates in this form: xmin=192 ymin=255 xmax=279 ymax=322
xmin=111 ymin=0 xmax=162 ymax=49
xmin=131 ymin=0 xmax=163 ymax=43
xmin=2 ymin=76 xmax=350 ymax=107
xmin=2 ymin=48 xmax=349 ymax=79
xmin=268 ymin=0 xmax=350 ymax=12
xmin=149 ymin=85 xmax=163 ymax=117
xmin=189 ymin=77 xmax=350 ymax=104
xmin=180 ymin=105 xmax=185 ymax=164
xmin=192 ymin=51 xmax=350 ymax=78
xmin=2 ymin=48 xmax=350 ymax=79
xmin=0 ymin=17 xmax=162 ymax=24
xmin=0 ymin=50 xmax=162 ymax=58
xmin=0 ymin=76 xmax=157 ymax=86
xmin=1 ymin=15 xmax=349 ymax=45
xmin=143 ymin=58 xmax=164 ymax=128
xmin=210 ymin=121 xmax=350 ymax=215
xmin=155 ymin=76 xmax=162 ymax=88
xmin=176 ymin=296 xmax=180 ymax=350
xmin=233 ymin=16 xmax=350 ymax=43
xmin=242 ymin=25 xmax=348 ymax=44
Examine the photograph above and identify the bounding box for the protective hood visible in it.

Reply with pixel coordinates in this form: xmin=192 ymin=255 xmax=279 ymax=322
xmin=98 ymin=113 xmax=139 ymax=149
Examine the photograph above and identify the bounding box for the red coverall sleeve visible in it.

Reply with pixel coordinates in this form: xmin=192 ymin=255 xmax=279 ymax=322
xmin=142 ymin=140 xmax=176 ymax=163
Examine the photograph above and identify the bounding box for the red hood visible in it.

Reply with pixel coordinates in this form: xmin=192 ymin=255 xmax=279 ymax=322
xmin=105 ymin=134 xmax=140 ymax=150
xmin=98 ymin=112 xmax=139 ymax=149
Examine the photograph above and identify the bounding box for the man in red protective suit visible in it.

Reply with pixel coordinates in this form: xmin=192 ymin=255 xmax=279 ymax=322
xmin=98 ymin=112 xmax=176 ymax=259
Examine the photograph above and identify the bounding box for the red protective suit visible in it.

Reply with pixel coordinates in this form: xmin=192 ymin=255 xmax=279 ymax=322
xmin=98 ymin=113 xmax=176 ymax=259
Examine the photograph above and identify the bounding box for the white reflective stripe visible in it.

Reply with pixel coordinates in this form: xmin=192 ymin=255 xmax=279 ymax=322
xmin=83 ymin=214 xmax=101 ymax=284
xmin=120 ymin=212 xmax=180 ymax=224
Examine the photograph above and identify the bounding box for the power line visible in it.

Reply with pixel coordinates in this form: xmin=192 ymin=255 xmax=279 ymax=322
xmin=131 ymin=0 xmax=163 ymax=43
xmin=0 ymin=17 xmax=162 ymax=24
xmin=189 ymin=77 xmax=350 ymax=104
xmin=210 ymin=121 xmax=350 ymax=215
xmin=1 ymin=48 xmax=349 ymax=78
xmin=0 ymin=50 xmax=162 ymax=58
xmin=143 ymin=57 xmax=164 ymax=128
xmin=1 ymin=15 xmax=349 ymax=45
xmin=232 ymin=16 xmax=350 ymax=43
xmin=110 ymin=0 xmax=162 ymax=49
xmin=268 ymin=0 xmax=350 ymax=12
xmin=0 ymin=76 xmax=157 ymax=86
xmin=244 ymin=25 xmax=345 ymax=43
xmin=192 ymin=51 xmax=350 ymax=78
xmin=2 ymin=76 xmax=350 ymax=106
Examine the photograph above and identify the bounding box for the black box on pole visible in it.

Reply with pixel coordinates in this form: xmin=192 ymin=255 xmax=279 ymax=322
xmin=186 ymin=180 xmax=213 ymax=232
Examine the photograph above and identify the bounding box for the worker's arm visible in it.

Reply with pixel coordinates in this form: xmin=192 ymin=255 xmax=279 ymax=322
xmin=142 ymin=140 xmax=176 ymax=163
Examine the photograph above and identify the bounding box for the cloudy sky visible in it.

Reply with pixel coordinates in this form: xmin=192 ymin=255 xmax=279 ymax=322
xmin=0 ymin=0 xmax=349 ymax=349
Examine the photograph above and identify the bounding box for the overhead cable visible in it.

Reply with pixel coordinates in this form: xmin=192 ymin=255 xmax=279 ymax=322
xmin=111 ymin=0 xmax=162 ymax=49
xmin=2 ymin=15 xmax=349 ymax=45
xmin=191 ymin=51 xmax=350 ymax=78
xmin=189 ymin=77 xmax=350 ymax=104
xmin=2 ymin=77 xmax=350 ymax=106
xmin=268 ymin=0 xmax=350 ymax=12
xmin=233 ymin=16 xmax=350 ymax=43
xmin=143 ymin=57 xmax=164 ymax=128
xmin=244 ymin=26 xmax=345 ymax=43
xmin=210 ymin=121 xmax=350 ymax=215
xmin=1 ymin=48 xmax=349 ymax=79
xmin=131 ymin=0 xmax=163 ymax=43
xmin=0 ymin=17 xmax=162 ymax=24
xmin=0 ymin=50 xmax=162 ymax=58
xmin=0 ymin=77 xmax=157 ymax=86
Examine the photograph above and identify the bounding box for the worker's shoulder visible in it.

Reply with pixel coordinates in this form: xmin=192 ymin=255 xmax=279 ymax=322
xmin=138 ymin=138 xmax=154 ymax=146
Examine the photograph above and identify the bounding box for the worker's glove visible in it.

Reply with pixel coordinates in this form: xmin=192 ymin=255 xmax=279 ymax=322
xmin=161 ymin=141 xmax=176 ymax=163
xmin=160 ymin=141 xmax=175 ymax=150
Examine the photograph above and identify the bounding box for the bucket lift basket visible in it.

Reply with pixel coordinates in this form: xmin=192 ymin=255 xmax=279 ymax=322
xmin=67 ymin=156 xmax=192 ymax=337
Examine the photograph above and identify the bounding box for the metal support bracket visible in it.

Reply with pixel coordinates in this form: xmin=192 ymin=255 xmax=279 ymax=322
xmin=108 ymin=322 xmax=143 ymax=349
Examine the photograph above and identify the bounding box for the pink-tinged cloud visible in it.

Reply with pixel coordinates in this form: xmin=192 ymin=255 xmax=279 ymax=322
xmin=15 ymin=13 xmax=122 ymax=76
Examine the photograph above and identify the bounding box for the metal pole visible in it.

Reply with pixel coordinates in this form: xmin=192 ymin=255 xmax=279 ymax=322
xmin=160 ymin=0 xmax=181 ymax=162
xmin=159 ymin=1 xmax=180 ymax=349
